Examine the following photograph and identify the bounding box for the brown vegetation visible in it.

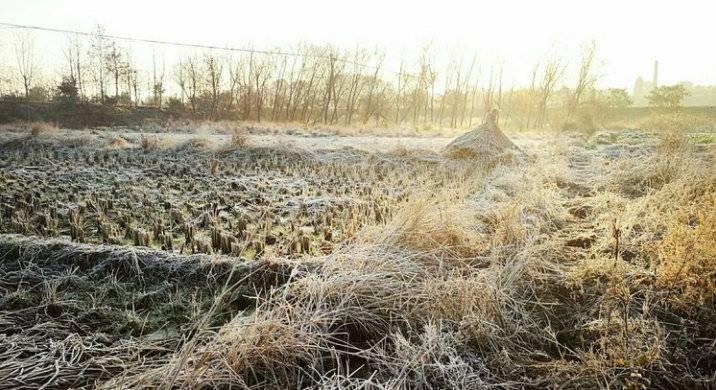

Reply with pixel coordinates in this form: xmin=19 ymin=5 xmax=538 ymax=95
xmin=0 ymin=127 xmax=714 ymax=388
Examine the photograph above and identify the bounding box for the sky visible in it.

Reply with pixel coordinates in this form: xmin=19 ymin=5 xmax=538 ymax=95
xmin=1 ymin=0 xmax=715 ymax=89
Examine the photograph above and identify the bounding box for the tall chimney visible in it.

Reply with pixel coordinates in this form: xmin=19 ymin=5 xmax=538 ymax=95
xmin=653 ymin=60 xmax=659 ymax=88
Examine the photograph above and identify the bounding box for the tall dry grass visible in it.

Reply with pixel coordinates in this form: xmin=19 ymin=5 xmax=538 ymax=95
xmin=103 ymin=131 xmax=715 ymax=389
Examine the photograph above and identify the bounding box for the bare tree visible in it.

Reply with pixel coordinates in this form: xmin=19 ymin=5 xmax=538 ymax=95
xmin=204 ymin=53 xmax=222 ymax=119
xmin=131 ymin=69 xmax=140 ymax=105
xmin=437 ymin=65 xmax=453 ymax=127
xmin=395 ymin=60 xmax=406 ymax=124
xmin=73 ymin=35 xmax=85 ymax=98
xmin=184 ymin=57 xmax=201 ymax=114
xmin=329 ymin=56 xmax=347 ymax=124
xmin=105 ymin=41 xmax=125 ymax=100
xmin=344 ymin=47 xmax=368 ymax=125
xmin=270 ymin=55 xmax=288 ymax=121
xmin=283 ymin=49 xmax=303 ymax=121
xmin=415 ymin=43 xmax=438 ymax=124
xmin=0 ymin=33 xmax=611 ymax=130
xmin=175 ymin=60 xmax=187 ymax=104
xmin=410 ymin=45 xmax=431 ymax=125
xmin=536 ymin=53 xmax=566 ymax=128
xmin=449 ymin=54 xmax=464 ymax=128
xmin=301 ymin=48 xmax=325 ymax=123
xmin=252 ymin=56 xmax=272 ymax=122
xmin=227 ymin=55 xmax=241 ymax=112
xmin=322 ymin=49 xmax=339 ymax=124
xmin=63 ymin=40 xmax=75 ymax=83
xmin=459 ymin=51 xmax=478 ymax=127
xmin=60 ymin=34 xmax=85 ymax=99
xmin=123 ymin=51 xmax=136 ymax=106
xmin=240 ymin=52 xmax=255 ymax=119
xmin=567 ymin=40 xmax=598 ymax=118
xmin=89 ymin=25 xmax=109 ymax=102
xmin=523 ymin=63 xmax=540 ymax=129
xmin=152 ymin=53 xmax=165 ymax=109
xmin=14 ymin=32 xmax=37 ymax=99
xmin=362 ymin=49 xmax=384 ymax=124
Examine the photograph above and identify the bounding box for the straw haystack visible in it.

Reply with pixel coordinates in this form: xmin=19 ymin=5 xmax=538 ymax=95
xmin=444 ymin=109 xmax=523 ymax=162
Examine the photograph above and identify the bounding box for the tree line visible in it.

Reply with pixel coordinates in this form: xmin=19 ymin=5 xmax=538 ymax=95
xmin=2 ymin=27 xmax=644 ymax=129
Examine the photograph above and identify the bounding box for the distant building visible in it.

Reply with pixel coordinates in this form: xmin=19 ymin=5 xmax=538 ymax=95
xmin=632 ymin=60 xmax=659 ymax=106
xmin=632 ymin=60 xmax=716 ymax=106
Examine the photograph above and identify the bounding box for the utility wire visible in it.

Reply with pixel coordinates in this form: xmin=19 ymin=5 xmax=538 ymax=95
xmin=0 ymin=21 xmax=389 ymax=73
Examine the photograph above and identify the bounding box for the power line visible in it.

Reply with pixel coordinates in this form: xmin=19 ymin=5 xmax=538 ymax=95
xmin=0 ymin=21 xmax=385 ymax=72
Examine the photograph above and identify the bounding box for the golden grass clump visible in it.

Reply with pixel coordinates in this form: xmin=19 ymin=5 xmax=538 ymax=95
xmin=655 ymin=193 xmax=716 ymax=306
xmin=218 ymin=312 xmax=327 ymax=383
xmin=362 ymin=167 xmax=488 ymax=265
xmin=287 ymin=247 xmax=424 ymax=336
xmin=417 ymin=274 xmax=499 ymax=323
xmin=28 ymin=121 xmax=59 ymax=137
xmin=107 ymin=136 xmax=131 ymax=149
xmin=368 ymin=197 xmax=485 ymax=262
xmin=482 ymin=202 xmax=528 ymax=249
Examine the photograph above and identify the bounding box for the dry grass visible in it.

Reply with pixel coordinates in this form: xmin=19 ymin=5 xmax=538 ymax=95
xmin=140 ymin=133 xmax=160 ymax=150
xmin=230 ymin=128 xmax=249 ymax=148
xmin=140 ymin=117 xmax=467 ymax=138
xmin=29 ymin=121 xmax=59 ymax=136
xmin=655 ymin=191 xmax=716 ymax=305
xmin=640 ymin=112 xmax=716 ymax=132
xmin=367 ymin=198 xmax=485 ymax=263
xmin=96 ymin=131 xmax=716 ymax=388
xmin=0 ymin=120 xmax=59 ymax=135
xmin=2 ymin=127 xmax=714 ymax=389
xmin=175 ymin=136 xmax=215 ymax=151
xmin=107 ymin=136 xmax=131 ymax=149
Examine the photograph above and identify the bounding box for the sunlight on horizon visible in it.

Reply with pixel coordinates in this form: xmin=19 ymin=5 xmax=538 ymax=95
xmin=1 ymin=0 xmax=715 ymax=88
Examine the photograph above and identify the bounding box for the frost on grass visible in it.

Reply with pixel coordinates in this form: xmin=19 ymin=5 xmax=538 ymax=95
xmin=0 ymin=129 xmax=714 ymax=389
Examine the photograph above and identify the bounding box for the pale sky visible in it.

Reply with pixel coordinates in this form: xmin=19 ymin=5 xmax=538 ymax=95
xmin=1 ymin=0 xmax=715 ymax=89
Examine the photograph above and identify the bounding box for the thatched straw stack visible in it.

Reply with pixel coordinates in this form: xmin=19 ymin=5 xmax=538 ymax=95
xmin=444 ymin=109 xmax=524 ymax=163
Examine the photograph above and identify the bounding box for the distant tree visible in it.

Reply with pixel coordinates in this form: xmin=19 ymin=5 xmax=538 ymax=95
xmin=252 ymin=56 xmax=272 ymax=122
xmin=152 ymin=53 xmax=165 ymax=109
xmin=322 ymin=49 xmax=341 ymax=124
xmin=104 ymin=41 xmax=126 ymax=100
xmin=69 ymin=35 xmax=85 ymax=98
xmin=270 ymin=55 xmax=288 ymax=121
xmin=204 ymin=54 xmax=222 ymax=119
xmin=362 ymin=50 xmax=385 ymax=124
xmin=89 ymin=25 xmax=109 ymax=102
xmin=648 ymin=84 xmax=690 ymax=109
xmin=165 ymin=97 xmax=185 ymax=117
xmin=122 ymin=52 xmax=137 ymax=107
xmin=605 ymin=88 xmax=632 ymax=110
xmin=174 ymin=60 xmax=187 ymax=104
xmin=57 ymin=77 xmax=79 ymax=102
xmin=536 ymin=54 xmax=566 ymax=128
xmin=226 ymin=56 xmax=241 ymax=112
xmin=567 ymin=40 xmax=598 ymax=118
xmin=344 ymin=47 xmax=369 ymax=125
xmin=14 ymin=32 xmax=37 ymax=99
xmin=584 ymin=88 xmax=632 ymax=124
xmin=27 ymin=85 xmax=49 ymax=102
xmin=182 ymin=57 xmax=201 ymax=115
